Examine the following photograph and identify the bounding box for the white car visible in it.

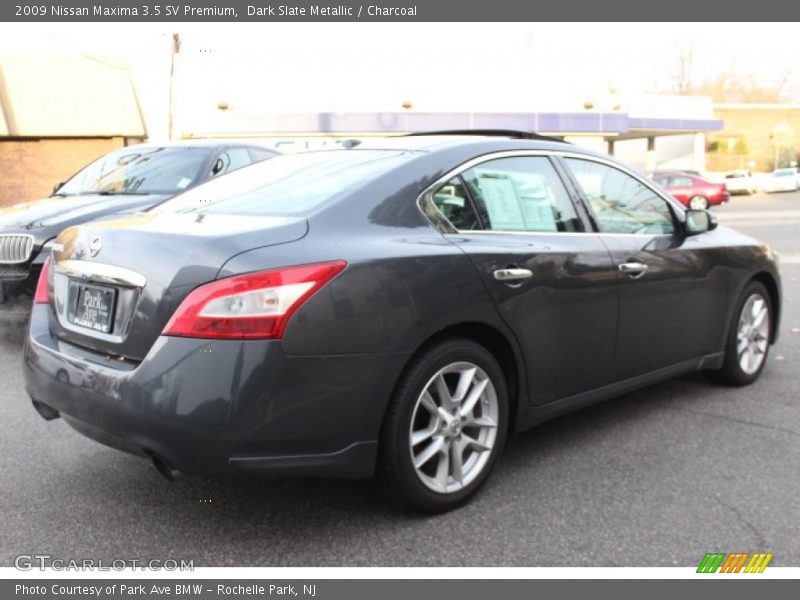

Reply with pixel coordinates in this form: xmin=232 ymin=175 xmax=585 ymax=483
xmin=764 ymin=168 xmax=800 ymax=193
xmin=724 ymin=170 xmax=757 ymax=195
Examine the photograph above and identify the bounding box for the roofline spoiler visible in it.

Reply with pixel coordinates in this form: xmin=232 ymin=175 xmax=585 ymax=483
xmin=403 ymin=129 xmax=570 ymax=144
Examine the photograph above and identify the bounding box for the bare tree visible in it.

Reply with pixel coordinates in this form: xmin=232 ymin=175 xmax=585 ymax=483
xmin=670 ymin=47 xmax=695 ymax=95
xmin=664 ymin=44 xmax=796 ymax=102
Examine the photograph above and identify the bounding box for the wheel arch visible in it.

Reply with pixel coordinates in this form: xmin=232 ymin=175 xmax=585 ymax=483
xmin=750 ymin=271 xmax=781 ymax=343
xmin=382 ymin=321 xmax=527 ymax=439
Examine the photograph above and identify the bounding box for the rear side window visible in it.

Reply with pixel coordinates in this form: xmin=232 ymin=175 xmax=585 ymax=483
xmin=565 ymin=158 xmax=676 ymax=235
xmin=209 ymin=148 xmax=253 ymax=178
xmin=432 ymin=177 xmax=481 ymax=231
xmin=155 ymin=150 xmax=414 ymax=216
xmin=460 ymin=156 xmax=583 ymax=232
xmin=248 ymin=147 xmax=277 ymax=162
xmin=668 ymin=176 xmax=693 ymax=186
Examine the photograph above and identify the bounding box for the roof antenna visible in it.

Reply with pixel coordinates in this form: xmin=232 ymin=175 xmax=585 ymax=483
xmin=339 ymin=139 xmax=362 ymax=149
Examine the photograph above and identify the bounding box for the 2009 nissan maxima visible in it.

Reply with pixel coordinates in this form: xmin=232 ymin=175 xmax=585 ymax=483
xmin=24 ymin=133 xmax=781 ymax=512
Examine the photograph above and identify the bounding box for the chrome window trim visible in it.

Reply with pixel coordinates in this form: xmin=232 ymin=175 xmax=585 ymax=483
xmin=417 ymin=150 xmax=580 ymax=235
xmin=554 ymin=151 xmax=689 ymax=222
xmin=447 ymin=229 xmax=667 ymax=239
xmin=0 ymin=233 xmax=35 ymax=264
xmin=416 ymin=149 xmax=686 ymax=238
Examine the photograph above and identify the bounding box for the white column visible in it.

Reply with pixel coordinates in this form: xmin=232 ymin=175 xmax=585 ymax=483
xmin=692 ymin=132 xmax=706 ymax=173
xmin=645 ymin=136 xmax=657 ymax=174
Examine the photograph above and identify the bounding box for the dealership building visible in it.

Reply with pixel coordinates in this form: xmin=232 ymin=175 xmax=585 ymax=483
xmin=1 ymin=52 xmax=726 ymax=206
xmin=183 ymin=95 xmax=723 ymax=176
xmin=0 ymin=55 xmax=146 ymax=207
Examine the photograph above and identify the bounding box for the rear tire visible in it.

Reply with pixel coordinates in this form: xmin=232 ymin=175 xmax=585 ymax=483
xmin=379 ymin=338 xmax=509 ymax=513
xmin=707 ymin=281 xmax=772 ymax=386
xmin=689 ymin=196 xmax=709 ymax=210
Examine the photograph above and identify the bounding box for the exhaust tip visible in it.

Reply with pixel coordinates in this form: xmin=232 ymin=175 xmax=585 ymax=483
xmin=149 ymin=453 xmax=182 ymax=481
xmin=31 ymin=399 xmax=60 ymax=421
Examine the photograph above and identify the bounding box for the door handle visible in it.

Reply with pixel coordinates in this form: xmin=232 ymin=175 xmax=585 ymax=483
xmin=493 ymin=268 xmax=533 ymax=282
xmin=618 ymin=262 xmax=649 ymax=278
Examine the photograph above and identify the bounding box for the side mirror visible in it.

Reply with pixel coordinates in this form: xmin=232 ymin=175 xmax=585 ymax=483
xmin=52 ymin=182 xmax=65 ymax=195
xmin=685 ymin=209 xmax=718 ymax=235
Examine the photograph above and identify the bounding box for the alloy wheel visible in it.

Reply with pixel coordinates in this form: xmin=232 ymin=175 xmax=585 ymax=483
xmin=737 ymin=293 xmax=770 ymax=375
xmin=408 ymin=361 xmax=499 ymax=494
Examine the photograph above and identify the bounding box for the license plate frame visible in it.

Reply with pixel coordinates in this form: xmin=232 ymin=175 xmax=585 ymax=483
xmin=70 ymin=283 xmax=117 ymax=334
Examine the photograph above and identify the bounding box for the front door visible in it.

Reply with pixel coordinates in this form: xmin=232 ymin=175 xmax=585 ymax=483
xmin=561 ymin=156 xmax=726 ymax=380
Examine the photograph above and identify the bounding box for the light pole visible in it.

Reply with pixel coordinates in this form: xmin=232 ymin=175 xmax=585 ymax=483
xmin=168 ymin=33 xmax=181 ymax=140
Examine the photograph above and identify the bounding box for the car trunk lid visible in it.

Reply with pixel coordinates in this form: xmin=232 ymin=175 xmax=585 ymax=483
xmin=48 ymin=212 xmax=308 ymax=361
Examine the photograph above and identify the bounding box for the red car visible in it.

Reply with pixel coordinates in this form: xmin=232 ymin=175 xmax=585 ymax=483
xmin=652 ymin=171 xmax=729 ymax=210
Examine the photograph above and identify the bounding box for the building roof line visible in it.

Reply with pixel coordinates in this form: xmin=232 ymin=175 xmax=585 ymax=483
xmin=715 ymin=103 xmax=800 ymax=110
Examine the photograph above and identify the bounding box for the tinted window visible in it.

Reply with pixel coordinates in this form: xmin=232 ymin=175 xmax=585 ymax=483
xmin=209 ymin=148 xmax=253 ymax=178
xmin=432 ymin=177 xmax=481 ymax=230
xmin=155 ymin=150 xmax=415 ymax=217
xmin=461 ymin=157 xmax=582 ymax=232
xmin=566 ymin=158 xmax=675 ymax=235
xmin=248 ymin=147 xmax=277 ymax=162
xmin=59 ymin=147 xmax=212 ymax=195
xmin=669 ymin=176 xmax=693 ymax=186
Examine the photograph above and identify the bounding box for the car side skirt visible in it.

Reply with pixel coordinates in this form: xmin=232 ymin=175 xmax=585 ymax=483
xmin=514 ymin=352 xmax=725 ymax=433
xmin=229 ymin=441 xmax=378 ymax=480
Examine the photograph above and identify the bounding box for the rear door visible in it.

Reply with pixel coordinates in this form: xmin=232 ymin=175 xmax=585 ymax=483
xmin=428 ymin=153 xmax=619 ymax=405
xmin=560 ymin=155 xmax=726 ymax=380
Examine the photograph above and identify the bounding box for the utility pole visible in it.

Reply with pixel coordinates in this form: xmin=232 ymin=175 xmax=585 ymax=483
xmin=167 ymin=33 xmax=181 ymax=140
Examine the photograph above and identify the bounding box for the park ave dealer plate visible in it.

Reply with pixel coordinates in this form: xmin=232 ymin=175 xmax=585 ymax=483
xmin=71 ymin=283 xmax=116 ymax=334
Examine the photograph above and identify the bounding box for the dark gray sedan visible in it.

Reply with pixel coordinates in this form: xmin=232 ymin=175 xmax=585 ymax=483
xmin=23 ymin=133 xmax=781 ymax=512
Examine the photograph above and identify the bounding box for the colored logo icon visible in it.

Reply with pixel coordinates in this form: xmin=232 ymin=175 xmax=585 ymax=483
xmin=697 ymin=552 xmax=773 ymax=573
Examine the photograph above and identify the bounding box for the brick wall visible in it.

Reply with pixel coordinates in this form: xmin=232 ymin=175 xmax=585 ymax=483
xmin=0 ymin=137 xmax=128 ymax=207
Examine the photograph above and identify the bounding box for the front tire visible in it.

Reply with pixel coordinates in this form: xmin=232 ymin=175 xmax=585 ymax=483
xmin=707 ymin=281 xmax=772 ymax=386
xmin=380 ymin=338 xmax=509 ymax=512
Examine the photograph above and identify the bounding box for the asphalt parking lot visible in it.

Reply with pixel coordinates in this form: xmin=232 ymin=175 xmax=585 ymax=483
xmin=1 ymin=191 xmax=799 ymax=567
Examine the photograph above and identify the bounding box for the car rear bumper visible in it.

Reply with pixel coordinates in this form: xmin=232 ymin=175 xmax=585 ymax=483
xmin=710 ymin=191 xmax=730 ymax=205
xmin=0 ymin=264 xmax=37 ymax=301
xmin=24 ymin=305 xmax=410 ymax=479
xmin=0 ymin=248 xmax=45 ymax=300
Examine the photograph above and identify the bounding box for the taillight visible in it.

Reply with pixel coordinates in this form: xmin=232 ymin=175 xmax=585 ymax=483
xmin=33 ymin=257 xmax=51 ymax=304
xmin=162 ymin=261 xmax=347 ymax=340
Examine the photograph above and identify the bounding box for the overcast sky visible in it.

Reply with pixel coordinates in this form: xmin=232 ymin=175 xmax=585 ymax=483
xmin=1 ymin=23 xmax=798 ymax=139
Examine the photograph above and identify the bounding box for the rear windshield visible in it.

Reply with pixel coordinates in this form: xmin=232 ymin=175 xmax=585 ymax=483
xmin=154 ymin=150 xmax=416 ymax=216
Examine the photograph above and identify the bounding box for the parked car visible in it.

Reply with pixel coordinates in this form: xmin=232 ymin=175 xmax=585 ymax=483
xmin=763 ymin=167 xmax=800 ymax=193
xmin=25 ymin=132 xmax=781 ymax=512
xmin=724 ymin=170 xmax=757 ymax=195
xmin=0 ymin=140 xmax=278 ymax=302
xmin=652 ymin=171 xmax=730 ymax=209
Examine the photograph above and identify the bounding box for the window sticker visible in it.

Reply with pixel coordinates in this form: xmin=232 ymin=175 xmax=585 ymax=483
xmin=476 ymin=173 xmax=526 ymax=230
